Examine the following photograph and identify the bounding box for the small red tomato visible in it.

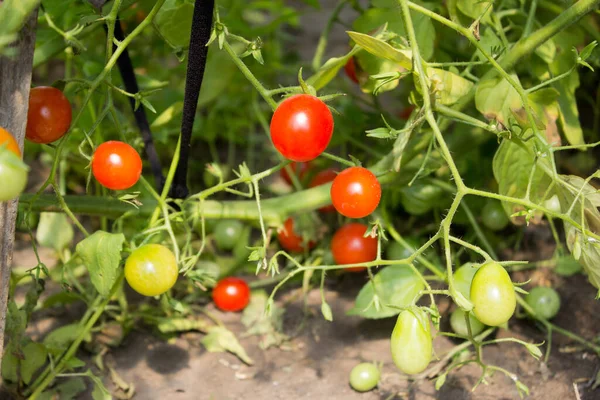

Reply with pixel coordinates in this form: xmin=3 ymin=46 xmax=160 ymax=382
xmin=0 ymin=127 xmax=21 ymax=157
xmin=331 ymin=166 xmax=381 ymax=218
xmin=277 ymin=217 xmax=315 ymax=253
xmin=331 ymin=223 xmax=377 ymax=272
xmin=91 ymin=141 xmax=142 ymax=190
xmin=309 ymin=168 xmax=338 ymax=212
xmin=344 ymin=57 xmax=359 ymax=84
xmin=398 ymin=106 xmax=415 ymax=121
xmin=212 ymin=277 xmax=251 ymax=312
xmin=270 ymin=94 xmax=334 ymax=162
xmin=280 ymin=161 xmax=310 ymax=185
xmin=26 ymin=86 xmax=72 ymax=144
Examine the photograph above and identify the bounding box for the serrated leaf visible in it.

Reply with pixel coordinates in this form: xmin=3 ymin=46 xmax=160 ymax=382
xmin=425 ymin=67 xmax=474 ymax=106
xmin=37 ymin=212 xmax=74 ymax=252
xmin=475 ymin=75 xmax=522 ymax=128
xmin=76 ymin=231 xmax=125 ymax=298
xmin=201 ymin=326 xmax=254 ymax=365
xmin=347 ymin=31 xmax=412 ymax=69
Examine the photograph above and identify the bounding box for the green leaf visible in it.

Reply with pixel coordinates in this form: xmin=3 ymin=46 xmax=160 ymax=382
xmin=87 ymin=370 xmax=112 ymax=400
xmin=43 ymin=323 xmax=85 ymax=354
xmin=457 ymin=0 xmax=493 ymax=23
xmin=76 ymin=231 xmax=125 ymax=298
xmin=435 ymin=373 xmax=447 ymax=390
xmin=579 ymin=41 xmax=598 ymax=61
xmin=307 ymin=51 xmax=356 ymax=91
xmin=201 ymin=326 xmax=254 ymax=365
xmin=152 ymin=0 xmax=195 ymax=50
xmin=0 ymin=0 xmax=41 ymax=54
xmin=40 ymin=377 xmax=87 ymax=400
xmin=241 ymin=290 xmax=288 ymax=349
xmin=475 ymin=27 xmax=502 ymax=62
xmin=20 ymin=342 xmax=47 ymax=384
xmin=348 ymin=266 xmax=424 ymax=319
xmin=475 ymin=75 xmax=522 ymax=128
xmin=347 ymin=31 xmax=412 ymax=69
xmin=555 ymin=254 xmax=583 ymax=276
xmin=37 ymin=212 xmax=74 ymax=252
xmin=426 ymin=67 xmax=474 ymax=105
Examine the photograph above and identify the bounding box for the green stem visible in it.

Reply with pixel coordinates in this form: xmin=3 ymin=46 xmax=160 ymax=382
xmin=311 ymin=0 xmax=347 ymax=71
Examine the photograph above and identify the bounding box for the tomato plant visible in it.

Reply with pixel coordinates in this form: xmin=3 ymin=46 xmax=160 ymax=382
xmin=525 ymin=287 xmax=561 ymax=320
xmin=349 ymin=362 xmax=379 ymax=392
xmin=213 ymin=220 xmax=244 ymax=251
xmin=330 ymin=223 xmax=377 ymax=272
xmin=330 ymin=166 xmax=381 ymax=218
xmin=277 ymin=217 xmax=315 ymax=253
xmin=212 ymin=277 xmax=250 ymax=312
xmin=390 ymin=309 xmax=432 ymax=375
xmin=0 ymin=127 xmax=20 ymax=157
xmin=124 ymin=244 xmax=178 ymax=297
xmin=470 ymin=262 xmax=516 ymax=327
xmin=25 ymin=86 xmax=72 ymax=144
xmin=309 ymin=168 xmax=337 ymax=212
xmin=270 ymin=94 xmax=334 ymax=162
xmin=91 ymin=141 xmax=142 ymax=190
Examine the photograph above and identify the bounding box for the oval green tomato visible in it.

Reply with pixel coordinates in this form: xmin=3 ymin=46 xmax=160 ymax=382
xmin=349 ymin=362 xmax=380 ymax=392
xmin=450 ymin=309 xmax=485 ymax=337
xmin=525 ymin=286 xmax=561 ymax=320
xmin=0 ymin=150 xmax=28 ymax=202
xmin=386 ymin=239 xmax=418 ymax=261
xmin=213 ymin=220 xmax=243 ymax=251
xmin=391 ymin=309 xmax=432 ymax=375
xmin=470 ymin=262 xmax=516 ymax=326
xmin=453 ymin=264 xmax=478 ymax=300
xmin=481 ymin=200 xmax=509 ymax=231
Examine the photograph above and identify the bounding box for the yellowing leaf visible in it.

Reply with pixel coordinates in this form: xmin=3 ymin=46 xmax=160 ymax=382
xmin=427 ymin=68 xmax=474 ymax=105
xmin=347 ymin=31 xmax=412 ymax=69
xmin=476 ymin=75 xmax=522 ymax=128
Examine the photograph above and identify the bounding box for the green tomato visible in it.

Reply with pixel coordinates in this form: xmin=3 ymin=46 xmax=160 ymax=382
xmin=543 ymin=195 xmax=561 ymax=214
xmin=213 ymin=220 xmax=243 ymax=251
xmin=349 ymin=363 xmax=380 ymax=392
xmin=453 ymin=264 xmax=478 ymax=300
xmin=470 ymin=262 xmax=516 ymax=327
xmin=386 ymin=239 xmax=417 ymax=261
xmin=481 ymin=200 xmax=509 ymax=231
xmin=525 ymin=287 xmax=561 ymax=320
xmin=391 ymin=309 xmax=432 ymax=375
xmin=125 ymin=244 xmax=178 ymax=297
xmin=399 ymin=183 xmax=445 ymax=216
xmin=0 ymin=150 xmax=28 ymax=202
xmin=450 ymin=309 xmax=485 ymax=337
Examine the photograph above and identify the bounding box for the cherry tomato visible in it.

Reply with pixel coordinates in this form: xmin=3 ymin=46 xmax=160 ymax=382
xmin=0 ymin=127 xmax=21 ymax=157
xmin=481 ymin=200 xmax=509 ymax=231
xmin=277 ymin=217 xmax=315 ymax=253
xmin=525 ymin=286 xmax=561 ymax=320
xmin=309 ymin=168 xmax=337 ymax=212
xmin=280 ymin=162 xmax=310 ymax=185
xmin=213 ymin=220 xmax=243 ymax=251
xmin=331 ymin=167 xmax=381 ymax=218
xmin=453 ymin=264 xmax=478 ymax=300
xmin=125 ymin=244 xmax=178 ymax=297
xmin=331 ymin=223 xmax=377 ymax=272
xmin=470 ymin=262 xmax=516 ymax=327
xmin=0 ymin=149 xmax=28 ymax=202
xmin=450 ymin=309 xmax=485 ymax=337
xmin=270 ymin=94 xmax=334 ymax=162
xmin=386 ymin=239 xmax=418 ymax=261
xmin=212 ymin=277 xmax=251 ymax=312
xmin=391 ymin=309 xmax=432 ymax=375
xmin=344 ymin=57 xmax=359 ymax=84
xmin=91 ymin=141 xmax=142 ymax=190
xmin=349 ymin=362 xmax=380 ymax=392
xmin=26 ymin=86 xmax=72 ymax=144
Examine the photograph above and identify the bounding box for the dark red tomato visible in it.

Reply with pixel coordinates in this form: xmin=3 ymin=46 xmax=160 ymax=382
xmin=280 ymin=161 xmax=310 ymax=185
xmin=331 ymin=223 xmax=377 ymax=272
xmin=0 ymin=127 xmax=21 ymax=157
xmin=212 ymin=277 xmax=251 ymax=312
xmin=398 ymin=105 xmax=415 ymax=120
xmin=26 ymin=86 xmax=72 ymax=144
xmin=331 ymin=167 xmax=381 ymax=218
xmin=91 ymin=141 xmax=142 ymax=190
xmin=309 ymin=168 xmax=338 ymax=212
xmin=344 ymin=57 xmax=359 ymax=83
xmin=270 ymin=94 xmax=334 ymax=162
xmin=277 ymin=217 xmax=315 ymax=253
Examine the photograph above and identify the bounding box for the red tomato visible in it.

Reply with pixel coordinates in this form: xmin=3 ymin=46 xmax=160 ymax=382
xmin=331 ymin=167 xmax=381 ymax=218
xmin=280 ymin=161 xmax=310 ymax=185
xmin=331 ymin=223 xmax=377 ymax=272
xmin=212 ymin=277 xmax=251 ymax=312
xmin=344 ymin=57 xmax=359 ymax=83
xmin=309 ymin=168 xmax=338 ymax=212
xmin=26 ymin=86 xmax=72 ymax=144
xmin=277 ymin=217 xmax=315 ymax=253
xmin=91 ymin=141 xmax=142 ymax=190
xmin=270 ymin=94 xmax=334 ymax=162
xmin=398 ymin=105 xmax=415 ymax=121
xmin=0 ymin=127 xmax=21 ymax=157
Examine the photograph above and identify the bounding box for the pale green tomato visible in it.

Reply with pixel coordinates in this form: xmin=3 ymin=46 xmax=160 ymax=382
xmin=349 ymin=363 xmax=380 ymax=392
xmin=391 ymin=309 xmax=432 ymax=375
xmin=470 ymin=262 xmax=516 ymax=326
xmin=0 ymin=150 xmax=28 ymax=202
xmin=450 ymin=309 xmax=485 ymax=337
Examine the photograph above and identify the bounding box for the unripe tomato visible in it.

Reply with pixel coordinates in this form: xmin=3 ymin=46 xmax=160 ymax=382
xmin=26 ymin=86 xmax=72 ymax=144
xmin=0 ymin=149 xmax=28 ymax=202
xmin=330 ymin=223 xmax=377 ymax=272
xmin=270 ymin=94 xmax=334 ymax=162
xmin=331 ymin=166 xmax=381 ymax=219
xmin=525 ymin=286 xmax=561 ymax=320
xmin=91 ymin=141 xmax=143 ymax=190
xmin=213 ymin=220 xmax=244 ymax=251
xmin=125 ymin=244 xmax=178 ymax=297
xmin=470 ymin=262 xmax=516 ymax=326
xmin=308 ymin=168 xmax=337 ymax=212
xmin=344 ymin=57 xmax=359 ymax=84
xmin=212 ymin=277 xmax=250 ymax=312
xmin=391 ymin=309 xmax=432 ymax=375
xmin=453 ymin=264 xmax=478 ymax=300
xmin=349 ymin=362 xmax=379 ymax=392
xmin=543 ymin=195 xmax=561 ymax=214
xmin=398 ymin=105 xmax=415 ymax=121
xmin=386 ymin=239 xmax=418 ymax=261
xmin=280 ymin=162 xmax=310 ymax=185
xmin=481 ymin=200 xmax=509 ymax=231
xmin=0 ymin=127 xmax=21 ymax=157
xmin=450 ymin=309 xmax=485 ymax=337
xmin=277 ymin=217 xmax=315 ymax=253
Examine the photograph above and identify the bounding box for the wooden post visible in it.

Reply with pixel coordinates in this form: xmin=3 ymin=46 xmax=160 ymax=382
xmin=0 ymin=10 xmax=38 ymax=376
